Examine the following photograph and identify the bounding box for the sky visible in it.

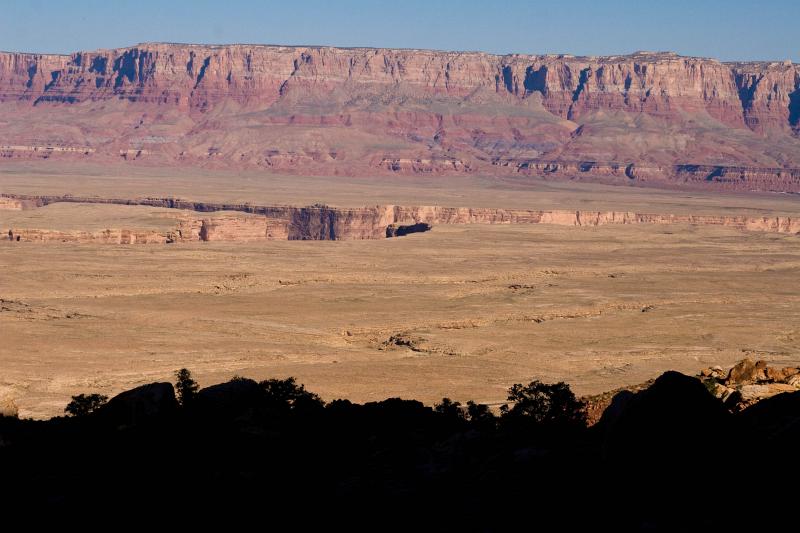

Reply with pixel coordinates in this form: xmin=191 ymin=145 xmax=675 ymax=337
xmin=0 ymin=0 xmax=797 ymax=62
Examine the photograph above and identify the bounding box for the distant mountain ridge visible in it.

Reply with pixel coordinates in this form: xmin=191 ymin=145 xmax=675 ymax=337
xmin=1 ymin=43 xmax=799 ymax=190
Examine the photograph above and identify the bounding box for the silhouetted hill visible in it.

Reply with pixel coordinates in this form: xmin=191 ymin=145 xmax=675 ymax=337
xmin=1 ymin=370 xmax=798 ymax=528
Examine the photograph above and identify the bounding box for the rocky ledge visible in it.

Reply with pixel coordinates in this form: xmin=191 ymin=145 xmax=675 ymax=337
xmin=583 ymin=358 xmax=800 ymax=425
xmin=2 ymin=193 xmax=798 ymax=243
xmin=699 ymin=358 xmax=800 ymax=411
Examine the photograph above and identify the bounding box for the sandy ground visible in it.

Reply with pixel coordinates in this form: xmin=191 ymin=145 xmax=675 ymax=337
xmin=2 ymin=160 xmax=800 ymax=215
xmin=2 ymin=162 xmax=800 ymax=418
xmin=2 ymin=206 xmax=800 ymax=418
xmin=0 ymin=202 xmax=265 ymax=234
xmin=0 ymin=202 xmax=188 ymax=232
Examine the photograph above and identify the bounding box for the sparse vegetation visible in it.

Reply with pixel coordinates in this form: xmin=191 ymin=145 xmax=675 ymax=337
xmin=64 ymin=393 xmax=108 ymax=417
xmin=434 ymin=397 xmax=467 ymax=420
xmin=465 ymin=400 xmax=496 ymax=426
xmin=500 ymin=380 xmax=586 ymax=429
xmin=260 ymin=376 xmax=323 ymax=410
xmin=174 ymin=368 xmax=198 ymax=407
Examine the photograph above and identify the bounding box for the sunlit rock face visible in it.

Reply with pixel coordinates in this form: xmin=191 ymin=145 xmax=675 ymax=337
xmin=0 ymin=45 xmax=799 ymax=190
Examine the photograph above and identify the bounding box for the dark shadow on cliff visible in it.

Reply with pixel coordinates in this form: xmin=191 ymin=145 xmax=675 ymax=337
xmin=789 ymin=86 xmax=800 ymax=133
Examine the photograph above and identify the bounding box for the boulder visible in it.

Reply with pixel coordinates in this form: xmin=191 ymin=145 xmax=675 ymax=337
xmin=594 ymin=390 xmax=635 ymax=429
xmin=736 ymin=390 xmax=800 ymax=441
xmin=784 ymin=367 xmax=800 ymax=378
xmin=725 ymin=358 xmax=767 ymax=386
xmin=700 ymin=366 xmax=725 ymax=379
xmin=196 ymin=378 xmax=264 ymax=418
xmin=737 ymin=383 xmax=796 ymax=402
xmin=602 ymin=371 xmax=731 ymax=464
xmin=765 ymin=366 xmax=800 ymax=382
xmin=710 ymin=382 xmax=734 ymax=401
xmin=737 ymin=384 xmax=770 ymax=402
xmin=766 ymin=367 xmax=786 ymax=382
xmin=100 ymin=382 xmax=178 ymax=426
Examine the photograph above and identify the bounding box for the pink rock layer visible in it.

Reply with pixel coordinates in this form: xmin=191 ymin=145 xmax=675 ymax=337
xmin=1 ymin=46 xmax=796 ymax=131
xmin=1 ymin=44 xmax=799 ymax=191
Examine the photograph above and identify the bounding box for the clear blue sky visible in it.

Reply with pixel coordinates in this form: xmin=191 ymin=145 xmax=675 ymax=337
xmin=1 ymin=0 xmax=797 ymax=61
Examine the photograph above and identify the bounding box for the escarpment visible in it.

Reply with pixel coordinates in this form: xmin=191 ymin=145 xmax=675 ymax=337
xmin=2 ymin=193 xmax=798 ymax=244
xmin=1 ymin=46 xmax=796 ymax=130
xmin=1 ymin=44 xmax=800 ymax=191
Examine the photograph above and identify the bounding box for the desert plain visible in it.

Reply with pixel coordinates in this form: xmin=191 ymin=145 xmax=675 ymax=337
xmin=1 ymin=163 xmax=799 ymax=418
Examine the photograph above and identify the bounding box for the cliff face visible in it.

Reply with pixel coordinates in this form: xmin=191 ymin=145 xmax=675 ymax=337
xmin=734 ymin=62 xmax=800 ymax=133
xmin=501 ymin=53 xmax=745 ymax=126
xmin=4 ymin=194 xmax=798 ymax=244
xmin=2 ymin=45 xmax=796 ymax=129
xmin=0 ymin=52 xmax=70 ymax=100
xmin=6 ymin=228 xmax=170 ymax=244
xmin=1 ymin=44 xmax=799 ymax=191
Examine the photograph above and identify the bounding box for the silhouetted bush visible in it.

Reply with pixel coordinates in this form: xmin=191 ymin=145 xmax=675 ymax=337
xmin=500 ymin=380 xmax=586 ymax=429
xmin=434 ymin=397 xmax=467 ymax=420
xmin=260 ymin=377 xmax=323 ymax=410
xmin=465 ymin=400 xmax=496 ymax=428
xmin=64 ymin=393 xmax=108 ymax=417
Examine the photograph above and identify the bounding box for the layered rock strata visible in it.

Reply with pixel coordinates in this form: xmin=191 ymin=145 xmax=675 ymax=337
xmin=495 ymin=160 xmax=800 ymax=192
xmin=1 ymin=46 xmax=797 ymax=132
xmin=1 ymin=44 xmax=799 ymax=190
xmin=2 ymin=193 xmax=798 ymax=243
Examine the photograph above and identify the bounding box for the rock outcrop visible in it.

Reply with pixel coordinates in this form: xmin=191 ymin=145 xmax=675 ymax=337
xmin=195 ymin=378 xmax=264 ymax=419
xmin=5 ymin=228 xmax=172 ymax=244
xmin=600 ymin=371 xmax=732 ymax=462
xmin=99 ymin=382 xmax=178 ymax=427
xmin=699 ymin=358 xmax=800 ymax=411
xmin=2 ymin=193 xmax=798 ymax=244
xmin=1 ymin=44 xmax=799 ymax=191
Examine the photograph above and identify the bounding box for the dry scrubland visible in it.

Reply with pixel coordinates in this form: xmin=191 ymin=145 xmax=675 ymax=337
xmin=1 ymin=164 xmax=800 ymax=418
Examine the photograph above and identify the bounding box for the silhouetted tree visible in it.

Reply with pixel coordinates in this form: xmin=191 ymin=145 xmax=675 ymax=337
xmin=465 ymin=400 xmax=497 ymax=429
xmin=500 ymin=380 xmax=586 ymax=429
xmin=434 ymin=397 xmax=466 ymax=420
xmin=260 ymin=377 xmax=323 ymax=410
xmin=64 ymin=393 xmax=108 ymax=417
xmin=175 ymin=368 xmax=198 ymax=407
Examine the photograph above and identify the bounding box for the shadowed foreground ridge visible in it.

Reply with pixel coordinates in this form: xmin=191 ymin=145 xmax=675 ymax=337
xmin=1 ymin=44 xmax=800 ymax=191
xmin=1 ymin=368 xmax=797 ymax=528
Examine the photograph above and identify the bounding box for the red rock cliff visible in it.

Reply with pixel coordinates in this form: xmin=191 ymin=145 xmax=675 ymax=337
xmin=1 ymin=44 xmax=799 ymax=190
